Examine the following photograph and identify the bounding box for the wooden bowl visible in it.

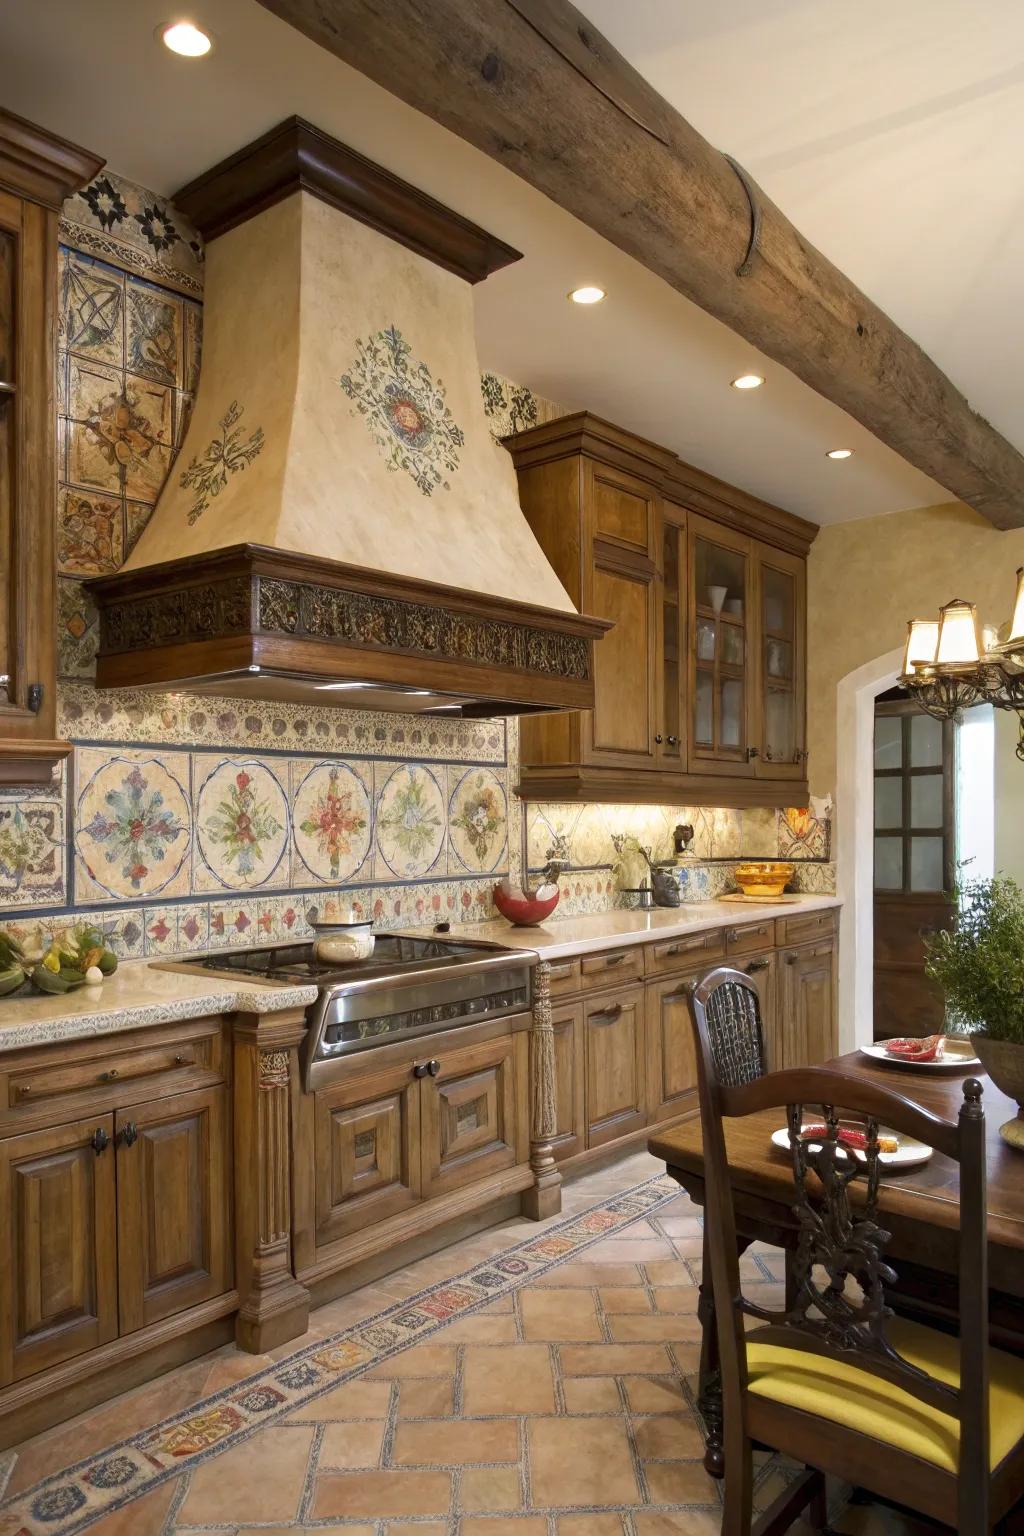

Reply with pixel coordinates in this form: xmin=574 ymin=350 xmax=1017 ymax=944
xmin=733 ymin=861 xmax=795 ymax=898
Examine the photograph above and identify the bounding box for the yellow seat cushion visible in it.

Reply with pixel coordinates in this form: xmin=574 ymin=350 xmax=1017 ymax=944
xmin=746 ymin=1317 xmax=1024 ymax=1473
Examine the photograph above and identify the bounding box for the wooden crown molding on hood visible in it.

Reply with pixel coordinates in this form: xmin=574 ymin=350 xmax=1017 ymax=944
xmin=172 ymin=114 xmax=523 ymax=283
xmin=255 ymin=0 xmax=1024 ymax=530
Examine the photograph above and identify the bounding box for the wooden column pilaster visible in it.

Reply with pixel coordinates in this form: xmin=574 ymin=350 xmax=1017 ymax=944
xmin=233 ymin=1008 xmax=311 ymax=1352
xmin=522 ymin=960 xmax=562 ymax=1219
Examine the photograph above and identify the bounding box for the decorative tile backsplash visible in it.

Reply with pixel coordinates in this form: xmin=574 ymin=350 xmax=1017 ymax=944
xmin=0 ymin=169 xmax=833 ymax=960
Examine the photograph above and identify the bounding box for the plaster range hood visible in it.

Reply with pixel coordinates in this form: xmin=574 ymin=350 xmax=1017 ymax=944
xmin=90 ymin=119 xmax=610 ymax=717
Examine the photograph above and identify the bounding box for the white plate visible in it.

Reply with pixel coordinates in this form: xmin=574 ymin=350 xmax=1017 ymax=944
xmin=770 ymin=1125 xmax=933 ymax=1170
xmin=859 ymin=1038 xmax=980 ymax=1072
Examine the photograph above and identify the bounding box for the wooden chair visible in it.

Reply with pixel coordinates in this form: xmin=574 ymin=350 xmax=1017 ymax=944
xmin=691 ymin=965 xmax=772 ymax=1476
xmin=688 ymin=980 xmax=1024 ymax=1536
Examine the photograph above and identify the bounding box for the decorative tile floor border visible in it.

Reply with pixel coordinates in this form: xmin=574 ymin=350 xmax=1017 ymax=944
xmin=1 ymin=1172 xmax=756 ymax=1536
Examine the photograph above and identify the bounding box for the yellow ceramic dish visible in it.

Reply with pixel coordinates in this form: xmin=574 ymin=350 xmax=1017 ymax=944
xmin=733 ymin=861 xmax=795 ymax=898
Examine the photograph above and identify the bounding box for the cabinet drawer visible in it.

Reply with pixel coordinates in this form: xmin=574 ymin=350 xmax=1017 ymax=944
xmin=724 ymin=919 xmax=776 ymax=958
xmin=545 ymin=957 xmax=582 ymax=997
xmin=644 ymin=930 xmax=725 ymax=977
xmin=0 ymin=1017 xmax=228 ymax=1130
xmin=581 ymin=947 xmax=644 ymax=989
xmin=775 ymin=908 xmax=837 ymax=947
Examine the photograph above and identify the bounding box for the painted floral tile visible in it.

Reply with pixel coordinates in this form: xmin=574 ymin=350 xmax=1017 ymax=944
xmin=61 ymin=171 xmax=204 ymax=299
xmin=74 ymin=748 xmax=192 ymax=905
xmin=290 ymin=758 xmax=372 ymax=886
xmin=125 ymin=275 xmax=183 ymax=388
xmin=57 ymin=487 xmax=124 ymax=576
xmin=57 ymin=581 xmax=101 ymax=681
xmin=0 ymin=785 xmax=66 ymax=909
xmin=374 ymin=761 xmax=446 ymax=879
xmin=448 ymin=766 xmax=509 ymax=875
xmin=59 ymin=248 xmax=125 ymax=368
xmin=778 ymin=803 xmax=832 ymax=861
xmin=193 ymin=757 xmax=290 ymax=893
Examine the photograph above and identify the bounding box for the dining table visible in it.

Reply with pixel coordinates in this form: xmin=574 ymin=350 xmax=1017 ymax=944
xmin=648 ymin=1048 xmax=1024 ymax=1475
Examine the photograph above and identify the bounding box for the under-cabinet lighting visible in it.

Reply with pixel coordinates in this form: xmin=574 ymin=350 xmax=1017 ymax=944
xmin=314 ymin=682 xmax=375 ymax=691
xmin=159 ymin=20 xmax=213 ymax=56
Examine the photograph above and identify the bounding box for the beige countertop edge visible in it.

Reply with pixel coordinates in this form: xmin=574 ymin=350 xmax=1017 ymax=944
xmin=0 ymin=963 xmax=319 ymax=1053
xmin=400 ymin=894 xmax=842 ymax=962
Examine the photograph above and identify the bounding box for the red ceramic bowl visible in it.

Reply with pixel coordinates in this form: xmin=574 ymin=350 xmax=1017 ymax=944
xmin=493 ymin=882 xmax=560 ymax=927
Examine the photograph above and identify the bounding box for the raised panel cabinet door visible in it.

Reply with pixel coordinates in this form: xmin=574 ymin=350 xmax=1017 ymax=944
xmin=0 ymin=1114 xmax=117 ymax=1385
xmin=585 ymin=987 xmax=646 ymax=1148
xmin=780 ymin=942 xmax=837 ymax=1067
xmin=551 ymin=1001 xmax=585 ymax=1162
xmin=420 ymin=1034 xmax=520 ymax=1199
xmin=753 ymin=541 xmax=807 ymax=780
xmin=586 ymin=556 xmax=659 ymax=767
xmin=645 ymin=977 xmax=698 ymax=1125
xmin=115 ymin=1086 xmax=231 ymax=1334
xmin=314 ymin=1061 xmax=421 ymax=1249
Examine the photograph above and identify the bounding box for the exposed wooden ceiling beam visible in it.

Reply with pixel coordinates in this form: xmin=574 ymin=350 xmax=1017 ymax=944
xmin=257 ymin=0 xmax=1024 ymax=529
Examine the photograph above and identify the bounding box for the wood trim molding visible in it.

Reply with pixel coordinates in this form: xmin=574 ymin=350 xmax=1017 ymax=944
xmin=173 ymin=116 xmax=522 ymax=283
xmin=505 ymin=412 xmax=818 ymax=555
xmin=89 ymin=544 xmax=611 ymax=715
xmin=0 ymin=108 xmax=103 ymax=210
xmin=516 ymin=763 xmax=810 ymax=809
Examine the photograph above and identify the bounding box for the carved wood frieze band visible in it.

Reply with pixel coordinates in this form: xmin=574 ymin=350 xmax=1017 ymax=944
xmin=256 ymin=577 xmax=590 ymax=679
xmin=99 ymin=576 xmax=253 ymax=653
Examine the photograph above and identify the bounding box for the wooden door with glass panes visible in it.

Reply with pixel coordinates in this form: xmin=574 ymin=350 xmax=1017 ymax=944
xmin=873 ymin=698 xmax=953 ymax=1040
xmin=687 ymin=514 xmax=754 ymax=776
xmin=658 ymin=504 xmax=686 ymax=769
xmin=753 ymin=543 xmax=807 ymax=779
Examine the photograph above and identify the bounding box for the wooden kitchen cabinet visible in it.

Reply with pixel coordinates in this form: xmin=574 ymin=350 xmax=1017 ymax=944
xmin=0 ymin=1113 xmax=118 ymax=1384
xmin=778 ymin=939 xmax=838 ymax=1066
xmin=550 ymin=999 xmax=585 ymax=1162
xmin=115 ymin=1085 xmax=232 ymax=1333
xmin=421 ymin=1033 xmax=524 ymax=1199
xmin=314 ymin=1058 xmax=422 ymax=1247
xmin=0 ymin=110 xmax=101 ymax=785
xmin=507 ymin=413 xmax=817 ymax=806
xmin=584 ymin=985 xmax=647 ymax=1148
xmin=645 ymin=974 xmax=698 ymax=1123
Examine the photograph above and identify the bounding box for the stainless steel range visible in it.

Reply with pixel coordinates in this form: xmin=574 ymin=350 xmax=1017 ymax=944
xmin=174 ymin=934 xmax=533 ymax=1090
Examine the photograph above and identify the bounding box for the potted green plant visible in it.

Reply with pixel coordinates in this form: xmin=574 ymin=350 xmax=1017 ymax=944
xmin=925 ymin=873 xmax=1024 ymax=1148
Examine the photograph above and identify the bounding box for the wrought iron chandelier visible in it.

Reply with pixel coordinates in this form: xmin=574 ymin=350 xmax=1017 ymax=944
xmin=900 ymin=570 xmax=1024 ymax=760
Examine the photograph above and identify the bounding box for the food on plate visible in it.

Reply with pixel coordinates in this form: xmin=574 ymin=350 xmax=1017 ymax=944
xmin=798 ymin=1123 xmax=899 ymax=1154
xmin=884 ymin=1034 xmax=945 ymax=1062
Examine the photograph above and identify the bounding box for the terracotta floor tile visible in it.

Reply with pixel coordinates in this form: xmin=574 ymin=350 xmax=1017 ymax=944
xmin=520 ymin=1287 xmax=603 ymax=1342
xmin=463 ymin=1343 xmax=555 ymax=1414
xmin=437 ymin=1310 xmax=518 ymax=1343
xmin=633 ymin=1513 xmax=723 ymax=1535
xmin=460 ymin=1520 xmax=548 ymax=1536
xmin=585 ymin=1237 xmax=676 ymax=1263
xmin=528 ymin=1415 xmax=640 ymax=1507
xmin=312 ymin=1468 xmax=452 ymax=1518
xmin=643 ymin=1458 xmax=720 ymax=1504
xmin=653 ymin=1286 xmax=700 ymax=1313
xmin=560 ymin=1343 xmax=671 ymax=1376
xmin=396 ymin=1377 xmax=454 ymax=1417
xmin=391 ymin=1417 xmax=518 ymax=1466
xmin=460 ymin=1464 xmax=523 ymax=1511
xmin=386 ymin=1525 xmax=449 ymax=1536
xmin=622 ymin=1375 xmax=687 ymax=1413
xmin=608 ymin=1312 xmax=703 ymax=1343
xmin=655 ymin=1215 xmax=704 ymax=1238
xmin=480 ymin=1293 xmax=515 ymax=1313
xmin=234 ymin=1528 xmax=376 ymax=1536
xmin=319 ymin=1418 xmax=386 ymax=1469
xmin=600 ymin=1285 xmax=653 ymax=1313
xmin=642 ymin=1260 xmax=693 ymax=1287
xmin=558 ymin=1516 xmax=626 ymax=1536
xmin=179 ymin=1424 xmax=314 ymax=1525
xmin=364 ymin=1342 xmax=457 ymax=1378
xmin=84 ymin=1479 xmax=179 ymax=1536
xmin=669 ymin=1235 xmax=707 ymax=1258
xmin=560 ymin=1376 xmax=623 ymax=1415
xmin=534 ymin=1261 xmax=642 ymax=1288
xmin=630 ymin=1413 xmax=705 ymax=1460
xmin=285 ymin=1378 xmax=393 ymax=1421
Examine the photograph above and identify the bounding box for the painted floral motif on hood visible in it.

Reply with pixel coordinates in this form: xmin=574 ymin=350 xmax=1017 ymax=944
xmin=340 ymin=325 xmax=464 ymax=497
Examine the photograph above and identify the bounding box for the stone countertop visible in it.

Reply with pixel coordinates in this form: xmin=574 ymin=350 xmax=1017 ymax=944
xmin=0 ymin=961 xmax=319 ymax=1054
xmin=401 ymin=894 xmax=841 ymax=963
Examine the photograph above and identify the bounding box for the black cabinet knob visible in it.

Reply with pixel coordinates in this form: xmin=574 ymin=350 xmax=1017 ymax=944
xmin=90 ymin=1127 xmax=109 ymax=1155
xmin=117 ymin=1122 xmax=138 ymax=1149
xmin=654 ymin=734 xmax=663 ymax=744
xmin=667 ymin=735 xmax=679 ymax=747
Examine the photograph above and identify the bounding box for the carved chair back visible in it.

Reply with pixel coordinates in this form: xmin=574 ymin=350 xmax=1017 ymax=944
xmin=688 ymin=969 xmax=990 ymax=1533
xmin=691 ymin=966 xmax=767 ymax=1087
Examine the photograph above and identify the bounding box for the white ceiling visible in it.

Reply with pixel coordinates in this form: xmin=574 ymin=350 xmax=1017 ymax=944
xmin=4 ymin=0 xmax=1001 ymax=526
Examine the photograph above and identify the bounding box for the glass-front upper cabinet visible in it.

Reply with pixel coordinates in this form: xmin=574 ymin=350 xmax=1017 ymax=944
xmin=753 ymin=543 xmax=807 ymax=780
xmin=687 ymin=514 xmax=754 ymax=775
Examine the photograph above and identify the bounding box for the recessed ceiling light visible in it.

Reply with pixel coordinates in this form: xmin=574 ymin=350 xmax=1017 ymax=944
xmin=826 ymin=448 xmax=853 ymax=460
xmin=731 ymin=373 xmax=764 ymax=390
xmin=569 ymin=285 xmax=606 ymax=305
xmin=159 ymin=20 xmax=214 ymax=56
